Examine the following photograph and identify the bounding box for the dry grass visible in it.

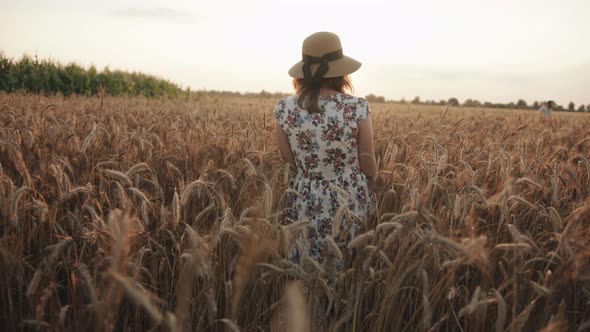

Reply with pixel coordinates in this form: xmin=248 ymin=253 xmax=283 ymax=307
xmin=1 ymin=93 xmax=589 ymax=331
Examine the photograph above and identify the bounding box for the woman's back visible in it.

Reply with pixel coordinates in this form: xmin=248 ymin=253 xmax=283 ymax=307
xmin=274 ymin=93 xmax=369 ymax=181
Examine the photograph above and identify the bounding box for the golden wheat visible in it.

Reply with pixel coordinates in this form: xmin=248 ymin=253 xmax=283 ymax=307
xmin=0 ymin=94 xmax=589 ymax=331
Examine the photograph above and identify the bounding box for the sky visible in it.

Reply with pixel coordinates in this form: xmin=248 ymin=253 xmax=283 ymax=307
xmin=0 ymin=0 xmax=589 ymax=106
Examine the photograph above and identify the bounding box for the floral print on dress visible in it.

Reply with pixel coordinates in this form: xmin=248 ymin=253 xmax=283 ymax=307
xmin=274 ymin=93 xmax=371 ymax=263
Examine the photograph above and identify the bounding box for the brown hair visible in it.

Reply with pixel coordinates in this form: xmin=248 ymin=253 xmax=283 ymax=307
xmin=293 ymin=75 xmax=353 ymax=114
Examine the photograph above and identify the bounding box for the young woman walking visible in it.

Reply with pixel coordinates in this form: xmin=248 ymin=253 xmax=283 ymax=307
xmin=274 ymin=31 xmax=377 ymax=262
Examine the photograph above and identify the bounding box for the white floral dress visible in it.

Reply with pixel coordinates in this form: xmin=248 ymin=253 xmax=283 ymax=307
xmin=274 ymin=93 xmax=371 ymax=262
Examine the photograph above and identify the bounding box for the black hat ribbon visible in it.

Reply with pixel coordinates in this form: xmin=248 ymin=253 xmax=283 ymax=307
xmin=302 ymin=49 xmax=343 ymax=84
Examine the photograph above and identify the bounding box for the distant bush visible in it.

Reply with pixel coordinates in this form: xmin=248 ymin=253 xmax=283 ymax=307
xmin=447 ymin=97 xmax=460 ymax=107
xmin=0 ymin=52 xmax=186 ymax=97
xmin=365 ymin=94 xmax=386 ymax=103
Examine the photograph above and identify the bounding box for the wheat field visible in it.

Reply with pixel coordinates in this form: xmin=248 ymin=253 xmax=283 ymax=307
xmin=0 ymin=94 xmax=589 ymax=331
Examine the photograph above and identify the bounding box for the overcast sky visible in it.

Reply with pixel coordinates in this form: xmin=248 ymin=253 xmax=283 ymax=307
xmin=1 ymin=0 xmax=588 ymax=106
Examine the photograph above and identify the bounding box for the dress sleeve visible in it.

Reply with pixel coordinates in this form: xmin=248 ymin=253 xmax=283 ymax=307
xmin=274 ymin=98 xmax=287 ymax=130
xmin=356 ymin=97 xmax=371 ymax=121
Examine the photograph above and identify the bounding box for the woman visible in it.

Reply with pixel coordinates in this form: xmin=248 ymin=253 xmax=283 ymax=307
xmin=539 ymin=100 xmax=554 ymax=116
xmin=274 ymin=31 xmax=377 ymax=262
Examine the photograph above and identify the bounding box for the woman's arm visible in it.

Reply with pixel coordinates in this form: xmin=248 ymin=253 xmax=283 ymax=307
xmin=275 ymin=123 xmax=296 ymax=167
xmin=358 ymin=115 xmax=377 ymax=180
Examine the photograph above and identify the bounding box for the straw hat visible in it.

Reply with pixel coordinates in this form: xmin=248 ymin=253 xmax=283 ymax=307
xmin=288 ymin=32 xmax=361 ymax=83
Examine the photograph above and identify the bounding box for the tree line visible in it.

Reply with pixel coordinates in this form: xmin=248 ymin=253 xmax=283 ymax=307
xmin=193 ymin=89 xmax=290 ymax=99
xmin=0 ymin=53 xmax=291 ymax=100
xmin=1 ymin=53 xmax=586 ymax=111
xmin=0 ymin=53 xmax=187 ymax=98
xmin=365 ymin=94 xmax=589 ymax=112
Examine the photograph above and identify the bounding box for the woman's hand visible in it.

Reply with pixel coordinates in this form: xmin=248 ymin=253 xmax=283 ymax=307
xmin=275 ymin=122 xmax=296 ymax=167
xmin=358 ymin=116 xmax=377 ymax=178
